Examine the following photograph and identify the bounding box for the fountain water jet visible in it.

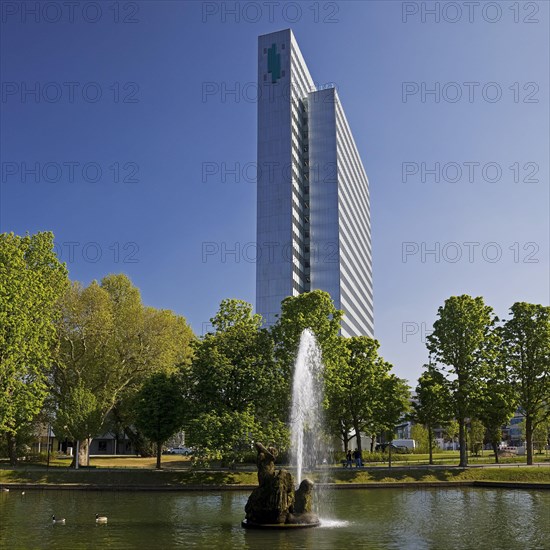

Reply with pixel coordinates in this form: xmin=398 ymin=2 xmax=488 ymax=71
xmin=290 ymin=328 xmax=326 ymax=485
xmin=242 ymin=329 xmax=326 ymax=529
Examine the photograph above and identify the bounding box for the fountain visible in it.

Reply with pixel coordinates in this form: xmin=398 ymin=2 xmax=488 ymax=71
xmin=242 ymin=329 xmax=325 ymax=529
xmin=290 ymin=328 xmax=326 ymax=485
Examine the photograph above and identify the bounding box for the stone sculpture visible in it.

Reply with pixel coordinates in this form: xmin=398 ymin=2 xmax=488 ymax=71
xmin=243 ymin=442 xmax=319 ymax=528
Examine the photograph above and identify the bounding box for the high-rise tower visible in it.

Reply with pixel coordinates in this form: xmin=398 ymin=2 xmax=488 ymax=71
xmin=256 ymin=29 xmax=373 ymax=337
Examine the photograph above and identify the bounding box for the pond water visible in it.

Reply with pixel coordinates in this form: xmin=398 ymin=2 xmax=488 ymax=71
xmin=1 ymin=487 xmax=548 ymax=549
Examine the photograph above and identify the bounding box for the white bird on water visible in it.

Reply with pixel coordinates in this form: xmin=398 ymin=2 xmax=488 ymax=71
xmin=52 ymin=515 xmax=66 ymax=525
xmin=96 ymin=514 xmax=108 ymax=524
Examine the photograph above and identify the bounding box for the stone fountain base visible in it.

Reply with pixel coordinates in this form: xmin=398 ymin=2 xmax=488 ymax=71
xmin=241 ymin=516 xmax=320 ymax=530
xmin=243 ymin=443 xmax=320 ymax=530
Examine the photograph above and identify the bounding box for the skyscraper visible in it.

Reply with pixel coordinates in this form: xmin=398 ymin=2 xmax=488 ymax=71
xmin=256 ymin=29 xmax=373 ymax=338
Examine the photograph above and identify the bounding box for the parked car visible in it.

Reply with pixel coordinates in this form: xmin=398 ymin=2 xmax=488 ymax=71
xmin=167 ymin=447 xmax=194 ymax=456
xmin=375 ymin=443 xmax=408 ymax=454
xmin=392 ymin=438 xmax=416 ymax=451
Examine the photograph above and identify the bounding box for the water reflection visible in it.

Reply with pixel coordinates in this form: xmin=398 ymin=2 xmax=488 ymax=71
xmin=1 ymin=488 xmax=548 ymax=549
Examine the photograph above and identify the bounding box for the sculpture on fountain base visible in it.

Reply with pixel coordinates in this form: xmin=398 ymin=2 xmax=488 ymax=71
xmin=242 ymin=443 xmax=320 ymax=529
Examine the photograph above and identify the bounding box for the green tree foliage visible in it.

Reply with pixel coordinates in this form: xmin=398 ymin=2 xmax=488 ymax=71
xmin=444 ymin=419 xmax=459 ymax=449
xmin=502 ymin=302 xmax=550 ymax=465
xmin=410 ymin=424 xmax=429 ymax=454
xmin=52 ymin=274 xmax=194 ymax=465
xmin=325 ymin=336 xmax=394 ymax=454
xmin=133 ymin=372 xmax=186 ymax=469
xmin=187 ymin=408 xmax=288 ymax=467
xmin=476 ymin=362 xmax=517 ymax=464
xmin=427 ymin=295 xmax=499 ymax=467
xmin=376 ymin=375 xmax=410 ymax=467
xmin=272 ymin=290 xmax=344 ymax=384
xmin=53 ymin=383 xmax=104 ymax=468
xmin=0 ymin=232 xmax=68 ymax=464
xmin=105 ymin=274 xmax=194 ymax=456
xmin=376 ymin=375 xmax=411 ymax=439
xmin=532 ymin=416 xmax=550 ymax=454
xmin=412 ymin=365 xmax=451 ymax=463
xmin=468 ymin=419 xmax=485 ymax=455
xmin=187 ymin=299 xmax=287 ymax=464
xmin=271 ymin=290 xmax=345 ymax=457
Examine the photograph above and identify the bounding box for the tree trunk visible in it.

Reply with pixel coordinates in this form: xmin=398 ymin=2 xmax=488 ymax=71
xmin=79 ymin=439 xmax=89 ymax=467
xmin=70 ymin=439 xmax=89 ymax=469
xmin=458 ymin=419 xmax=468 ymax=467
xmin=156 ymin=442 xmax=162 ymax=469
xmin=124 ymin=425 xmax=153 ymax=457
xmin=75 ymin=440 xmax=80 ymax=469
xmin=428 ymin=427 xmax=434 ymax=465
xmin=526 ymin=415 xmax=533 ymax=465
xmin=370 ymin=435 xmax=375 ymax=453
xmin=492 ymin=441 xmax=499 ymax=464
xmin=6 ymin=433 xmax=18 ymax=466
xmin=353 ymin=420 xmax=362 ymax=454
xmin=341 ymin=428 xmax=349 ymax=453
xmin=388 ymin=434 xmax=393 ymax=469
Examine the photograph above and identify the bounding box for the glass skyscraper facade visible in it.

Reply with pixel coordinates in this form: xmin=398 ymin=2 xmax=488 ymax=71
xmin=256 ymin=29 xmax=373 ymax=337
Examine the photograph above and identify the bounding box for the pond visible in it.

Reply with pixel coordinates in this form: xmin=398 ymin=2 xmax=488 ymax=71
xmin=1 ymin=487 xmax=548 ymax=549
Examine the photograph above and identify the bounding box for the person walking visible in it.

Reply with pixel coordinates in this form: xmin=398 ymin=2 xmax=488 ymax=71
xmin=353 ymin=448 xmax=361 ymax=468
xmin=346 ymin=449 xmax=352 ymax=468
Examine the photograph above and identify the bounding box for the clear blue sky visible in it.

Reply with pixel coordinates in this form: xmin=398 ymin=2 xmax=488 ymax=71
xmin=1 ymin=1 xmax=548 ymax=383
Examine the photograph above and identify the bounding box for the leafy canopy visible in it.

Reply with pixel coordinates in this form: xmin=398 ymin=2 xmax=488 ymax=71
xmin=0 ymin=232 xmax=68 ymax=437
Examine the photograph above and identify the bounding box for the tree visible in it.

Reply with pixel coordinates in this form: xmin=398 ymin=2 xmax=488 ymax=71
xmin=427 ymin=295 xmax=499 ymax=467
xmin=187 ymin=408 xmax=288 ymax=467
xmin=271 ymin=290 xmax=346 ymax=456
xmin=272 ymin=290 xmax=344 ymax=388
xmin=476 ymin=363 xmax=517 ymax=463
xmin=410 ymin=424 xmax=429 ymax=454
xmin=187 ymin=299 xmax=286 ymax=464
xmin=133 ymin=373 xmax=186 ymax=469
xmin=51 ymin=280 xmax=115 ymax=465
xmin=412 ymin=365 xmax=451 ymax=464
xmin=52 ymin=384 xmax=104 ymax=468
xmin=325 ymin=336 xmax=393 ymax=455
xmin=468 ymin=419 xmax=485 ymax=456
xmin=532 ymin=417 xmax=550 ymax=454
xmin=502 ymin=302 xmax=550 ymax=465
xmin=443 ymin=419 xmax=459 ymax=450
xmin=375 ymin=375 xmax=410 ymax=467
xmin=0 ymin=232 xmax=68 ymax=464
xmin=109 ymin=301 xmax=195 ymax=457
xmin=51 ymin=274 xmax=194 ymax=465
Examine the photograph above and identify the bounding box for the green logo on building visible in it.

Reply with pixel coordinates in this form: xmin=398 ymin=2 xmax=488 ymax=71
xmin=267 ymin=43 xmax=281 ymax=84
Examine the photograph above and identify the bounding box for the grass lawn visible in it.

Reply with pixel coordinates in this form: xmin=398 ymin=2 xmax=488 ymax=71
xmin=90 ymin=455 xmax=194 ymax=469
xmin=2 ymin=455 xmax=196 ymax=470
xmin=326 ymin=466 xmax=550 ymax=484
xmin=0 ymin=466 xmax=259 ymax=486
xmin=7 ymin=449 xmax=548 ymax=471
xmin=1 ymin=461 xmax=549 ymax=487
xmin=347 ymin=451 xmax=550 ymax=467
